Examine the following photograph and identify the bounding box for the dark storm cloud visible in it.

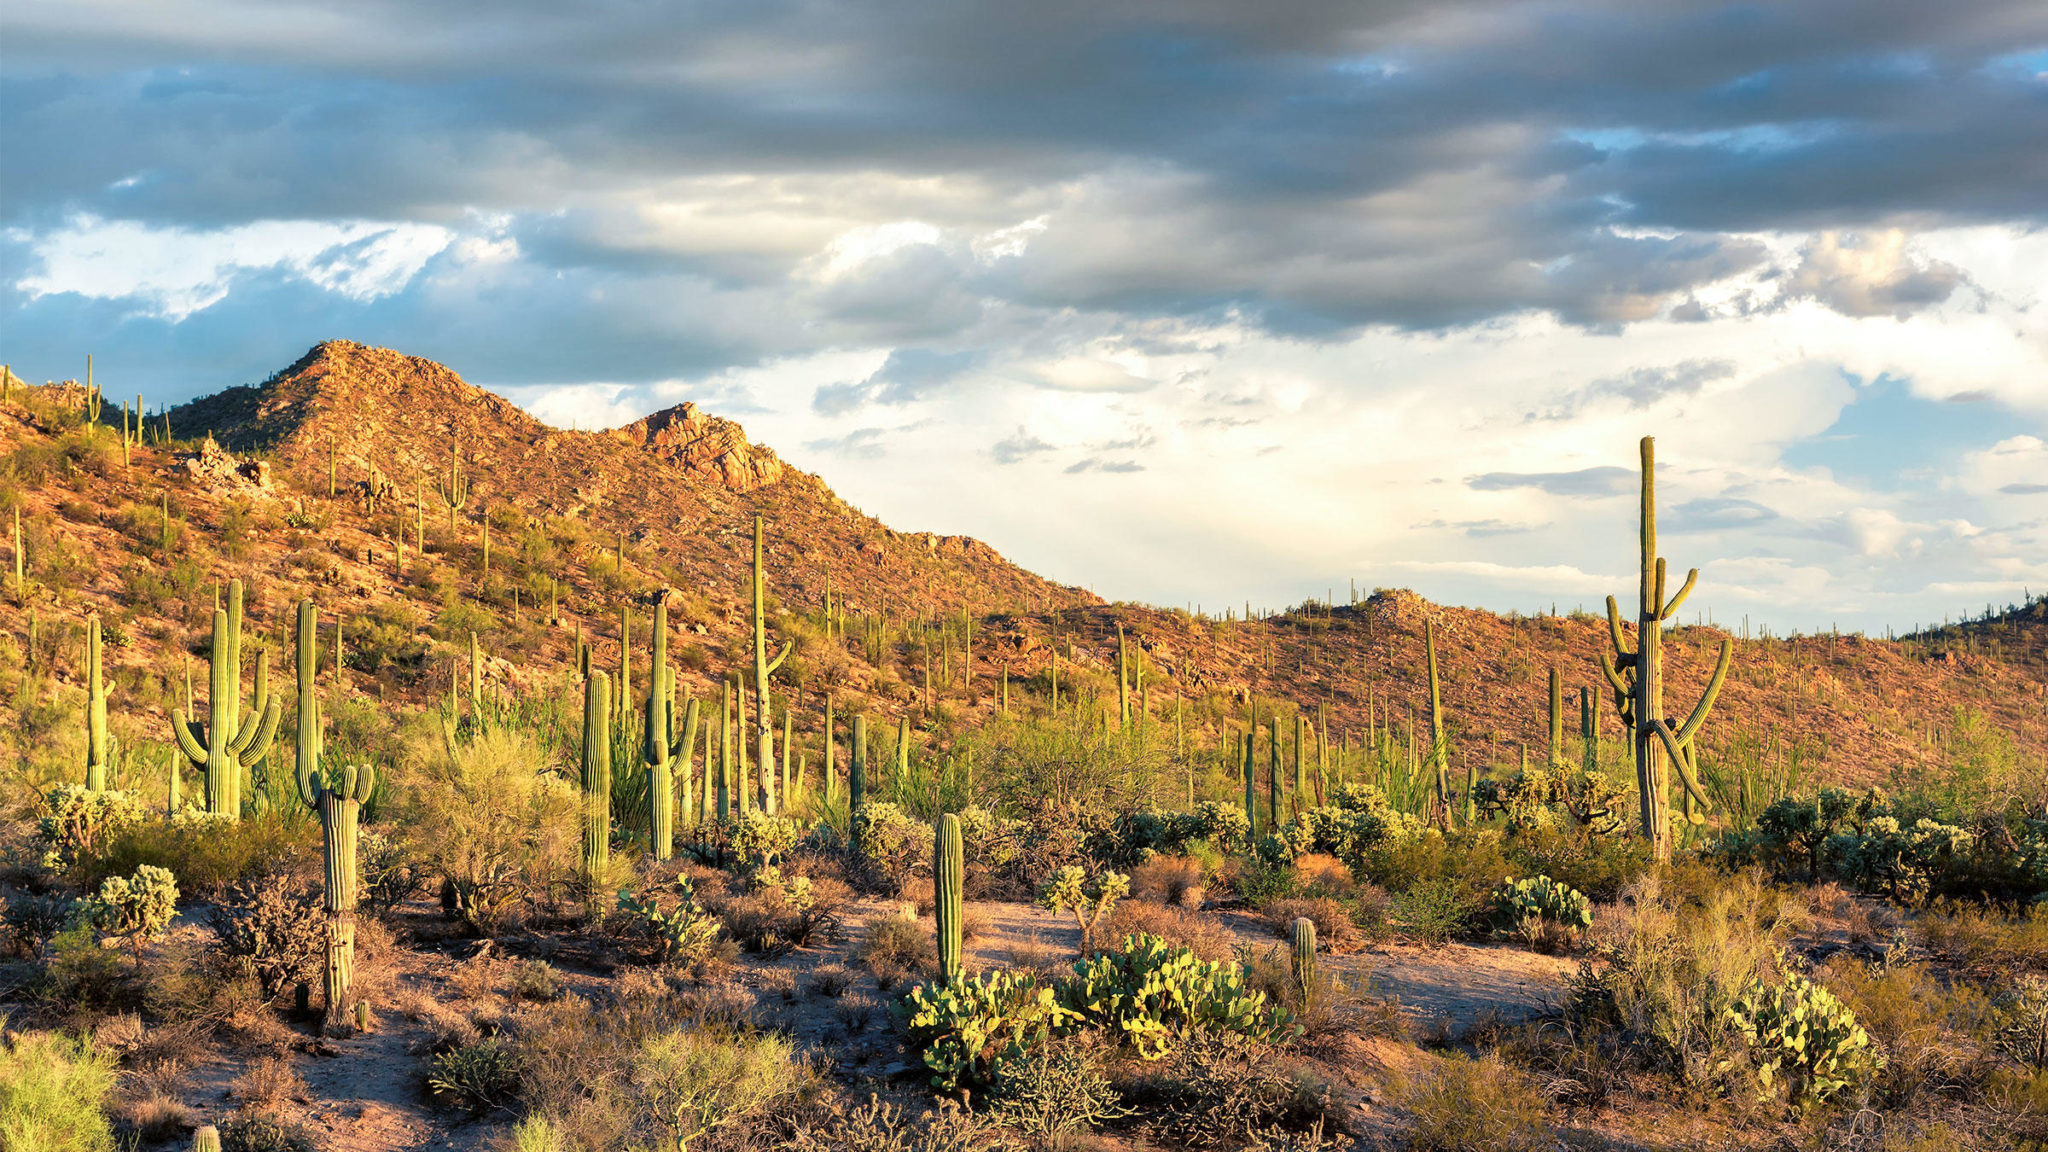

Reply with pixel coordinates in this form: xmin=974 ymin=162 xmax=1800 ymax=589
xmin=3 ymin=0 xmax=2046 ymax=385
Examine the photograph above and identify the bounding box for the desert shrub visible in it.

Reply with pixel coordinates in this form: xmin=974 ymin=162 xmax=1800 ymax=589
xmin=1392 ymin=877 xmax=1483 ymax=946
xmin=0 ymin=1027 xmax=117 ymax=1152
xmin=79 ymin=865 xmax=177 ymax=942
xmin=1823 ymin=959 xmax=1995 ymax=1106
xmin=634 ymin=1028 xmax=798 ymax=1150
xmin=35 ymin=927 xmax=135 ymax=1016
xmin=1130 ymin=855 xmax=1207 ymax=907
xmin=1104 ymin=900 xmax=1235 ymax=962
xmin=35 ymin=785 xmax=149 ymax=870
xmin=508 ymin=990 xmax=806 ymax=1150
xmin=79 ymin=809 xmax=312 ymax=898
xmin=1567 ymin=868 xmax=1798 ymax=1092
xmin=218 ymin=1115 xmax=317 ymax=1152
xmin=358 ymin=830 xmax=423 ymax=914
xmin=1499 ymin=822 xmax=1652 ymax=904
xmin=1057 ymin=933 xmax=1300 ymax=1058
xmin=617 ymin=877 xmax=726 ymax=965
xmin=428 ymin=1038 xmax=522 ymax=1110
xmin=1917 ymin=900 xmax=2048 ymax=971
xmin=3 ymin=889 xmax=77 ymax=957
xmin=1291 ymin=785 xmax=1424 ymax=872
xmin=849 ymin=802 xmax=931 ymax=891
xmin=859 ymin=908 xmax=936 ymax=976
xmin=726 ymin=810 xmax=806 ymax=877
xmin=780 ymin=1094 xmax=1026 ymax=1152
xmin=210 ymin=876 xmax=325 ymax=1000
xmin=1234 ymin=857 xmax=1300 ymax=908
xmin=404 ymin=725 xmax=577 ymax=934
xmin=1398 ymin=1053 xmax=1552 ymax=1152
xmin=1119 ymin=1031 xmax=1306 ymax=1150
xmin=1724 ymin=971 xmax=1884 ymax=1108
xmin=987 ymin=1038 xmax=1129 ymax=1141
xmin=719 ymin=877 xmax=845 ymax=955
xmin=1262 ymin=898 xmax=1356 ymax=953
xmin=897 ymin=968 xmax=1075 ymax=1090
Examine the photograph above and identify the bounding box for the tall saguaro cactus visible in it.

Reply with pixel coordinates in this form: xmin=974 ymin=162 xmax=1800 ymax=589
xmin=1600 ymin=437 xmax=1734 ymax=861
xmin=170 ymin=580 xmax=279 ymax=818
xmin=84 ymin=614 xmax=110 ymax=790
xmin=751 ymin=515 xmax=792 ymax=813
xmin=642 ymin=594 xmax=692 ymax=859
xmin=1116 ymin=625 xmax=1131 ymax=730
xmin=1547 ymin=668 xmax=1565 ymax=770
xmin=935 ymin=812 xmax=964 ymax=981
xmin=581 ymin=671 xmax=612 ymax=894
xmin=295 ymin=600 xmax=322 ymax=788
xmin=1425 ymin=620 xmax=1450 ymax=829
xmin=297 ymin=761 xmax=372 ymax=1025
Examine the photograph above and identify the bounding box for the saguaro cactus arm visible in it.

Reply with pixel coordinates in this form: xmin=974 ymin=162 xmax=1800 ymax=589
xmin=171 ymin=710 xmax=207 ymax=765
xmin=229 ymin=697 xmax=282 ymax=763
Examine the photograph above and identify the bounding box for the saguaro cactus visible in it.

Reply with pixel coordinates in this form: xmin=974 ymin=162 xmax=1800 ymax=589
xmin=582 ymin=671 xmax=612 ymax=893
xmin=1599 ymin=437 xmax=1733 ymax=861
xmin=1425 ymin=619 xmax=1450 ymax=829
xmin=849 ymin=714 xmax=868 ymax=811
xmin=297 ymin=761 xmax=372 ymax=1025
xmin=84 ymin=614 xmax=110 ymax=790
xmin=170 ymin=580 xmax=279 ymax=818
xmin=823 ymin=695 xmax=837 ymax=804
xmin=1547 ymin=668 xmax=1565 ymax=770
xmin=1116 ymin=625 xmax=1131 ymax=730
xmin=935 ymin=812 xmax=964 ymax=981
xmin=751 ymin=515 xmax=792 ymax=814
xmin=1290 ymin=916 xmax=1317 ymax=1001
xmin=642 ymin=594 xmax=690 ymax=859
xmin=1241 ymin=728 xmax=1256 ymax=833
xmin=295 ymin=599 xmax=322 ymax=788
xmin=435 ymin=451 xmax=469 ymax=533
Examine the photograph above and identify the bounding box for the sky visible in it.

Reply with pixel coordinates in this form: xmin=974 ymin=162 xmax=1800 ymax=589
xmin=3 ymin=1 xmax=2046 ymax=635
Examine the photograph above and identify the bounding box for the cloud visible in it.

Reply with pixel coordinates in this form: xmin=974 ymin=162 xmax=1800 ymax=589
xmin=1779 ymin=231 xmax=1969 ymax=318
xmin=1533 ymin=358 xmax=1734 ymax=420
xmin=1064 ymin=457 xmax=1145 ymax=474
xmin=1467 ymin=466 xmax=1635 ymax=497
xmin=991 ymin=429 xmax=1055 ymax=464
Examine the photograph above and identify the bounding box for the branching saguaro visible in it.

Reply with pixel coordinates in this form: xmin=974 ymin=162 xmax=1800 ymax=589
xmin=1600 ymin=436 xmax=1733 ymax=861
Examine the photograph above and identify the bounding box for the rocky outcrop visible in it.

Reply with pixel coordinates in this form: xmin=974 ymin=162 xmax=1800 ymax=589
xmin=615 ymin=403 xmax=785 ymax=493
xmin=181 ymin=436 xmax=273 ymax=493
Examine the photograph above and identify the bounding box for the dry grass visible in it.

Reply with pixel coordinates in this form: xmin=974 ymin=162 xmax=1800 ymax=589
xmin=1131 ymin=855 xmax=1208 ymax=908
xmin=231 ymin=1054 xmax=307 ymax=1116
xmin=1261 ymin=897 xmax=1359 ymax=953
xmin=1396 ymin=1052 xmax=1552 ymax=1152
xmin=1103 ymin=900 xmax=1236 ymax=962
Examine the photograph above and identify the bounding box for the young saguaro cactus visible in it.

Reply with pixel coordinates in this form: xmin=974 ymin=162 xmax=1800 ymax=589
xmin=849 ymin=713 xmax=868 ymax=811
xmin=582 ymin=671 xmax=613 ymax=894
xmin=1290 ymin=916 xmax=1317 ymax=1002
xmin=935 ymin=812 xmax=964 ymax=981
xmin=84 ymin=614 xmax=110 ymax=790
xmin=296 ymin=760 xmax=373 ymax=1025
xmin=170 ymin=579 xmax=279 ymax=818
xmin=1599 ymin=437 xmax=1734 ymax=861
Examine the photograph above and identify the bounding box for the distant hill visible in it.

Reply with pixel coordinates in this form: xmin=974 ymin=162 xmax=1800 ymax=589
xmin=2 ymin=339 xmax=2040 ymax=790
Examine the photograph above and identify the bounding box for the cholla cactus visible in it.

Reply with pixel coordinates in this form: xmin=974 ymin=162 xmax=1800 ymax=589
xmin=84 ymin=864 xmax=178 ymax=941
xmin=1037 ymin=865 xmax=1130 ymax=955
xmin=37 ymin=783 xmax=147 ymax=870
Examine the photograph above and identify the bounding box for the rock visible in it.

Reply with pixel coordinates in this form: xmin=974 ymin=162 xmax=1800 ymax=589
xmin=616 ymin=402 xmax=786 ymax=492
xmin=180 ymin=436 xmax=274 ymax=494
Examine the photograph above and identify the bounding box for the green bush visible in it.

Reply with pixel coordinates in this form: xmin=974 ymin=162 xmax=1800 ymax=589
xmin=78 ymin=809 xmax=312 ymax=899
xmin=988 ymin=1040 xmax=1129 ymax=1141
xmin=1398 ymin=1053 xmax=1551 ymax=1152
xmin=0 ymin=1028 xmax=117 ymax=1152
xmin=219 ymin=1115 xmax=317 ymax=1152
xmin=849 ymin=802 xmax=931 ymax=890
xmin=634 ymin=1028 xmax=798 ymax=1150
xmin=1393 ymin=877 xmax=1483 ymax=946
xmin=428 ymin=1039 xmax=521 ymax=1110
